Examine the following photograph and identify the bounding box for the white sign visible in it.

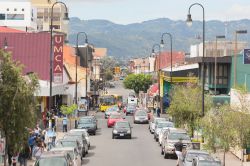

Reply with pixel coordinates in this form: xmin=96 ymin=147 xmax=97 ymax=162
xmin=78 ymin=99 xmax=88 ymax=112
xmin=0 ymin=138 xmax=5 ymax=155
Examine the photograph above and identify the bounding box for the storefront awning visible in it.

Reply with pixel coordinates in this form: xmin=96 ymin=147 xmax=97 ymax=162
xmin=148 ymin=83 xmax=159 ymax=97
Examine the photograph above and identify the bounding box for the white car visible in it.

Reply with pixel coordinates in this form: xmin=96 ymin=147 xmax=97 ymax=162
xmin=69 ymin=129 xmax=90 ymax=148
xmin=50 ymin=147 xmax=81 ymax=166
xmin=158 ymin=126 xmax=174 ymax=146
xmin=149 ymin=117 xmax=166 ymax=134
xmin=154 ymin=121 xmax=174 ymax=142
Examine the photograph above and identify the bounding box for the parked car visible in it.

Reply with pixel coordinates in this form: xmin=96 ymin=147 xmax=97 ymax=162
xmin=55 ymin=139 xmax=82 ymax=158
xmin=69 ymin=129 xmax=90 ymax=148
xmin=192 ymin=156 xmax=222 ymax=166
xmin=149 ymin=117 xmax=166 ymax=134
xmin=105 ymin=106 xmax=120 ymax=119
xmin=159 ymin=126 xmax=174 ymax=146
xmin=133 ymin=110 xmax=149 ymax=124
xmin=63 ymin=134 xmax=88 ymax=158
xmin=107 ymin=113 xmax=124 ymax=128
xmin=154 ymin=121 xmax=174 ymax=142
xmin=112 ymin=121 xmax=132 ymax=139
xmin=124 ymin=105 xmax=136 ymax=116
xmin=182 ymin=150 xmax=210 ymax=166
xmin=162 ymin=129 xmax=191 ymax=159
xmin=77 ymin=117 xmax=97 ymax=135
xmin=34 ymin=151 xmax=73 ymax=166
xmin=50 ymin=147 xmax=82 ymax=166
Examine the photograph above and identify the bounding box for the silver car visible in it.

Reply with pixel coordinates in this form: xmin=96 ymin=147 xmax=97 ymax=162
xmin=183 ymin=150 xmax=209 ymax=166
xmin=69 ymin=129 xmax=90 ymax=148
xmin=50 ymin=147 xmax=82 ymax=166
xmin=149 ymin=117 xmax=166 ymax=134
xmin=192 ymin=156 xmax=222 ymax=166
xmin=134 ymin=110 xmax=149 ymax=124
xmin=154 ymin=121 xmax=174 ymax=142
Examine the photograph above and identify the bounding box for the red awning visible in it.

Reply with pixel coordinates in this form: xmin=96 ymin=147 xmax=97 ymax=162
xmin=148 ymin=83 xmax=158 ymax=96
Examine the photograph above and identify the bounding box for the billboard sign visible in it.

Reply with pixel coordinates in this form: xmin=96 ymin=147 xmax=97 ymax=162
xmin=53 ymin=35 xmax=64 ymax=83
xmin=78 ymin=98 xmax=88 ymax=112
xmin=243 ymin=49 xmax=250 ymax=64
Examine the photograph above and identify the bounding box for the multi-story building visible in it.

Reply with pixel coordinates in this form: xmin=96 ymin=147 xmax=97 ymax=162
xmin=31 ymin=0 xmax=69 ymax=35
xmin=0 ymin=1 xmax=37 ymax=31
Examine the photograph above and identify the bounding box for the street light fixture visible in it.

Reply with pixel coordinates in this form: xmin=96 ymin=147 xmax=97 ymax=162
xmin=160 ymin=32 xmax=173 ymax=84
xmin=214 ymin=35 xmax=226 ymax=95
xmin=234 ymin=30 xmax=247 ymax=87
xmin=75 ymin=32 xmax=88 ymax=105
xmin=186 ymin=3 xmax=205 ymax=116
xmin=49 ymin=1 xmax=69 ymax=111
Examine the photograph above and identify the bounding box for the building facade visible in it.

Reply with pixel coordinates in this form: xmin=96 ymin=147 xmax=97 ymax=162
xmin=0 ymin=1 xmax=37 ymax=31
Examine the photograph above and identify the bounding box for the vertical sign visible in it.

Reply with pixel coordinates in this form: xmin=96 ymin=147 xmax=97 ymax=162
xmin=160 ymin=75 xmax=164 ymax=97
xmin=0 ymin=138 xmax=5 ymax=155
xmin=243 ymin=49 xmax=250 ymax=64
xmin=53 ymin=35 xmax=64 ymax=83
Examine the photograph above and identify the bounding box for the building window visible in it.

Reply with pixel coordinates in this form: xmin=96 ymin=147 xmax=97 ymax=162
xmin=22 ymin=8 xmax=25 ymax=11
xmin=7 ymin=14 xmax=25 ymax=20
xmin=0 ymin=14 xmax=5 ymax=20
xmin=14 ymin=8 xmax=17 ymax=11
xmin=50 ymin=25 xmax=60 ymax=30
xmin=6 ymin=8 xmax=9 ymax=11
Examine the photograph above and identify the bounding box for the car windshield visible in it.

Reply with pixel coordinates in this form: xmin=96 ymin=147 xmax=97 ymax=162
xmin=70 ymin=131 xmax=87 ymax=137
xmin=36 ymin=157 xmax=67 ymax=166
xmin=56 ymin=141 xmax=77 ymax=148
xmin=116 ymin=122 xmax=130 ymax=128
xmin=135 ymin=111 xmax=147 ymax=116
xmin=110 ymin=114 xmax=121 ymax=119
xmin=168 ymin=132 xmax=190 ymax=140
xmin=186 ymin=153 xmax=209 ymax=162
xmin=157 ymin=122 xmax=174 ymax=128
xmin=127 ymin=106 xmax=135 ymax=110
xmin=78 ymin=118 xmax=93 ymax=124
xmin=63 ymin=135 xmax=81 ymax=141
xmin=155 ymin=118 xmax=166 ymax=123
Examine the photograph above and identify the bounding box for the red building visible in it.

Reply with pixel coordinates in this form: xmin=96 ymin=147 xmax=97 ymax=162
xmin=155 ymin=51 xmax=185 ymax=70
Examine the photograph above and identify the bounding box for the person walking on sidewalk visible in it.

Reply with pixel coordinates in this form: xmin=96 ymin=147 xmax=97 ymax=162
xmin=62 ymin=115 xmax=68 ymax=132
xmin=174 ymin=138 xmax=184 ymax=166
xmin=18 ymin=142 xmax=30 ymax=166
xmin=156 ymin=107 xmax=161 ymax=117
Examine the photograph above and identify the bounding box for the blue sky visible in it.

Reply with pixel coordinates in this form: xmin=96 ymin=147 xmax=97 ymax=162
xmin=61 ymin=0 xmax=250 ymax=24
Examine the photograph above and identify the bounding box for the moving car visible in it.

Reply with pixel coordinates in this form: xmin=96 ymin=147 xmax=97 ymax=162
xmin=183 ymin=150 xmax=209 ymax=166
xmin=69 ymin=129 xmax=90 ymax=148
xmin=77 ymin=117 xmax=97 ymax=135
xmin=192 ymin=156 xmax=222 ymax=166
xmin=107 ymin=113 xmax=124 ymax=128
xmin=105 ymin=105 xmax=120 ymax=119
xmin=162 ymin=129 xmax=191 ymax=159
xmin=154 ymin=121 xmax=174 ymax=142
xmin=124 ymin=105 xmax=136 ymax=116
xmin=34 ymin=151 xmax=73 ymax=166
xmin=112 ymin=121 xmax=132 ymax=139
xmin=149 ymin=117 xmax=166 ymax=134
xmin=50 ymin=147 xmax=81 ymax=166
xmin=134 ymin=110 xmax=149 ymax=124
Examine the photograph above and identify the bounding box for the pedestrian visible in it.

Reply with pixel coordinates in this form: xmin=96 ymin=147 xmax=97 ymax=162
xmin=51 ymin=114 xmax=56 ymax=131
xmin=174 ymin=138 xmax=184 ymax=166
xmin=28 ymin=134 xmax=36 ymax=159
xmin=156 ymin=107 xmax=161 ymax=117
xmin=62 ymin=115 xmax=68 ymax=132
xmin=18 ymin=142 xmax=30 ymax=166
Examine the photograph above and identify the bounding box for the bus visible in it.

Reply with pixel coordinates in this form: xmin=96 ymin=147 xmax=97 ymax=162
xmin=99 ymin=94 xmax=123 ymax=112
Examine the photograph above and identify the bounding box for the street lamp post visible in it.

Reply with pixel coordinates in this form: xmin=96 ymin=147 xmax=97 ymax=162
xmin=234 ymin=30 xmax=247 ymax=87
xmin=186 ymin=3 xmax=205 ymax=116
xmin=75 ymin=32 xmax=88 ymax=105
xmin=49 ymin=1 xmax=69 ymax=111
xmin=160 ymin=32 xmax=173 ymax=84
xmin=88 ymin=43 xmax=96 ymax=107
xmin=214 ymin=35 xmax=225 ymax=95
xmin=151 ymin=44 xmax=162 ymax=112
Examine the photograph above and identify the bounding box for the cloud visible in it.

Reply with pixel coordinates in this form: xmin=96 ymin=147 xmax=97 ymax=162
xmin=224 ymin=4 xmax=250 ymax=20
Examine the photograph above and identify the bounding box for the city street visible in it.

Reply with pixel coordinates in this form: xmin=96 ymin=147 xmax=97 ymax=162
xmin=83 ymin=81 xmax=178 ymax=166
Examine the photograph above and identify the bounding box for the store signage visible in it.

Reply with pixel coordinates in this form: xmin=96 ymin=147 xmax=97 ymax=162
xmin=243 ymin=49 xmax=250 ymax=64
xmin=53 ymin=35 xmax=64 ymax=83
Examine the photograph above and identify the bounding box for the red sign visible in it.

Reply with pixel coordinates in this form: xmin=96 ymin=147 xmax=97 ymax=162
xmin=53 ymin=35 xmax=64 ymax=83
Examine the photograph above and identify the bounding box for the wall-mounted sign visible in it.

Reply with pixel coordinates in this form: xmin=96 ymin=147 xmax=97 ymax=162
xmin=243 ymin=49 xmax=250 ymax=64
xmin=53 ymin=35 xmax=64 ymax=83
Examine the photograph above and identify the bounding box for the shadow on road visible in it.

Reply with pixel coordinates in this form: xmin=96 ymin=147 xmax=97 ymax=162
xmin=82 ymin=158 xmax=90 ymax=165
xmin=89 ymin=145 xmax=96 ymax=150
xmin=86 ymin=152 xmax=95 ymax=157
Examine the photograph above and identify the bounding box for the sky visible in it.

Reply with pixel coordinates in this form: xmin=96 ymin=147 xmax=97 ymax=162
xmin=2 ymin=0 xmax=250 ymax=24
xmin=59 ymin=0 xmax=250 ymax=24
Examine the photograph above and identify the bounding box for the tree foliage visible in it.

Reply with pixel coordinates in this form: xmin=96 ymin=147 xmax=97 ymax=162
xmin=60 ymin=104 xmax=77 ymax=116
xmin=0 ymin=50 xmax=39 ymax=154
xmin=168 ymin=84 xmax=212 ymax=136
xmin=123 ymin=74 xmax=152 ymax=94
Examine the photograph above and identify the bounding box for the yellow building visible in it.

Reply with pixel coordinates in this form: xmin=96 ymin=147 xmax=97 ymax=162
xmin=31 ymin=0 xmax=69 ymax=36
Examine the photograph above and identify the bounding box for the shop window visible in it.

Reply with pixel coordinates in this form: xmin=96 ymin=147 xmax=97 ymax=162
xmin=7 ymin=14 xmax=24 ymax=20
xmin=0 ymin=14 xmax=5 ymax=20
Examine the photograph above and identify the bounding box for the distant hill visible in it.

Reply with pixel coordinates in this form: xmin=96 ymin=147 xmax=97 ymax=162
xmin=68 ymin=17 xmax=250 ymax=59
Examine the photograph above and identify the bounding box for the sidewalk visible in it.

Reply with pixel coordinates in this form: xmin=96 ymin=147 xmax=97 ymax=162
xmin=214 ymin=152 xmax=250 ymax=166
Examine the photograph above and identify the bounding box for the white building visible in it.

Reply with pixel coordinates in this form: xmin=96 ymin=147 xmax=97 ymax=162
xmin=0 ymin=1 xmax=37 ymax=31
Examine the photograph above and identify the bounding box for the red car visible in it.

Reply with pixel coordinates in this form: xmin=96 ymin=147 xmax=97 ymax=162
xmin=107 ymin=113 xmax=124 ymax=128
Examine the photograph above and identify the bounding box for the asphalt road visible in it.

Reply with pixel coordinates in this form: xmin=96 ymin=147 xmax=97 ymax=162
xmin=83 ymin=81 xmax=178 ymax=166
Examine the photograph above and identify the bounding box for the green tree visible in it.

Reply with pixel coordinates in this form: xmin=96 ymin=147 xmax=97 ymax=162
xmin=104 ymin=69 xmax=114 ymax=81
xmin=0 ymin=50 xmax=39 ymax=163
xmin=60 ymin=104 xmax=77 ymax=116
xmin=123 ymin=74 xmax=152 ymax=94
xmin=168 ymin=84 xmax=212 ymax=137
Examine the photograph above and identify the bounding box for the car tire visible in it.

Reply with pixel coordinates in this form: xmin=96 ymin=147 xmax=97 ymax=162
xmin=88 ymin=144 xmax=90 ymax=148
xmin=161 ymin=149 xmax=164 ymax=155
xmin=112 ymin=134 xmax=115 ymax=139
xmin=128 ymin=135 xmax=132 ymax=139
xmin=164 ymin=151 xmax=169 ymax=159
xmin=93 ymin=131 xmax=96 ymax=135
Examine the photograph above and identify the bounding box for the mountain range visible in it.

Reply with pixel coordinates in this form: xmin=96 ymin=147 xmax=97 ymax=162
xmin=68 ymin=17 xmax=250 ymax=59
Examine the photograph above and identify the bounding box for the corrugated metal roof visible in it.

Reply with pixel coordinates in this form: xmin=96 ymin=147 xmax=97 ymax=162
xmin=0 ymin=32 xmax=50 ymax=80
xmin=0 ymin=26 xmax=25 ymax=33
